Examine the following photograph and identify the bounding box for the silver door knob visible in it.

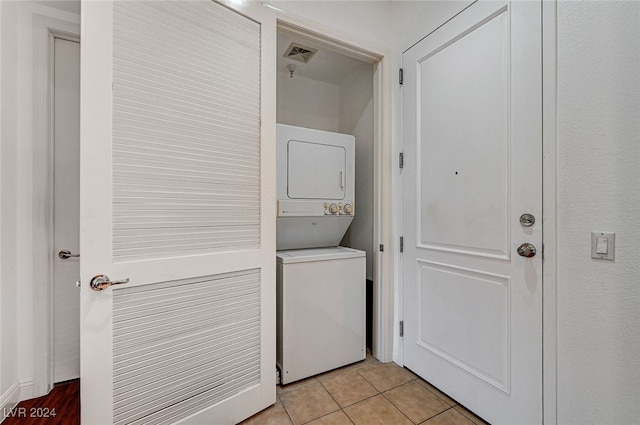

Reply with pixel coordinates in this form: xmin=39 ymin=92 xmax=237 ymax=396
xmin=58 ymin=249 xmax=80 ymax=259
xmin=517 ymin=243 xmax=536 ymax=258
xmin=90 ymin=274 xmax=130 ymax=291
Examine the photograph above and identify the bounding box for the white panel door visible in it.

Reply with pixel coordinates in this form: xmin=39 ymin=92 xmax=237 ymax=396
xmin=53 ymin=38 xmax=80 ymax=383
xmin=402 ymin=2 xmax=542 ymax=424
xmin=80 ymin=1 xmax=276 ymax=424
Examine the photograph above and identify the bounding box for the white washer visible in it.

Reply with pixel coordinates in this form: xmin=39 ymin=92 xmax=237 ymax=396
xmin=276 ymin=247 xmax=366 ymax=384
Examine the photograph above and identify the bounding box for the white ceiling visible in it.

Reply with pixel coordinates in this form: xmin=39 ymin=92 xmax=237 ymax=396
xmin=277 ymin=29 xmax=371 ymax=86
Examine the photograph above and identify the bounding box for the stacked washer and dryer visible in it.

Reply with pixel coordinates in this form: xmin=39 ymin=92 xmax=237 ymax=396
xmin=276 ymin=124 xmax=366 ymax=385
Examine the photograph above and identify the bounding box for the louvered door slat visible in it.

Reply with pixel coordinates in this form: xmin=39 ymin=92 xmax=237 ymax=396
xmin=113 ymin=270 xmax=260 ymax=425
xmin=112 ymin=0 xmax=260 ymax=261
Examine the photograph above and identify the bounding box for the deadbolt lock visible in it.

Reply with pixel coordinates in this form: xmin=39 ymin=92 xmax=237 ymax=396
xmin=519 ymin=213 xmax=535 ymax=227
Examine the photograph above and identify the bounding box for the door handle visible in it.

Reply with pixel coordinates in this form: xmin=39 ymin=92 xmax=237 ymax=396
xmin=58 ymin=249 xmax=80 ymax=259
xmin=89 ymin=274 xmax=130 ymax=291
xmin=517 ymin=243 xmax=537 ymax=258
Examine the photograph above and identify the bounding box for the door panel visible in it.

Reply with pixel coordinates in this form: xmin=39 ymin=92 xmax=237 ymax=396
xmin=80 ymin=1 xmax=276 ymax=424
xmin=402 ymin=2 xmax=542 ymax=424
xmin=53 ymin=38 xmax=81 ymax=383
xmin=417 ymin=8 xmax=508 ymax=257
xmin=417 ymin=261 xmax=509 ymax=390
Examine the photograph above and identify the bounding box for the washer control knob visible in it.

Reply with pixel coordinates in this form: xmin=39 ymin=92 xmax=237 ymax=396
xmin=329 ymin=203 xmax=339 ymax=214
xmin=344 ymin=203 xmax=353 ymax=215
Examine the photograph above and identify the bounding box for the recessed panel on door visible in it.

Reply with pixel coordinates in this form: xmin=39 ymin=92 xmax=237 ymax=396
xmin=417 ymin=261 xmax=510 ymax=391
xmin=287 ymin=140 xmax=346 ymax=200
xmin=418 ymin=9 xmax=509 ymax=258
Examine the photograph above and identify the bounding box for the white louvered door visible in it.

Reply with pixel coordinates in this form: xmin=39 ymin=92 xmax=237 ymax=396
xmin=79 ymin=1 xmax=276 ymax=424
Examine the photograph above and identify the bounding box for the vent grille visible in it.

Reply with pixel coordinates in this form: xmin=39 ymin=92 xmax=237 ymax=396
xmin=283 ymin=42 xmax=317 ymax=63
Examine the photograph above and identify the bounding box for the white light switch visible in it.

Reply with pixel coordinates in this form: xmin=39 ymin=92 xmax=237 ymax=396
xmin=591 ymin=232 xmax=615 ymax=260
xmin=596 ymin=237 xmax=608 ymax=254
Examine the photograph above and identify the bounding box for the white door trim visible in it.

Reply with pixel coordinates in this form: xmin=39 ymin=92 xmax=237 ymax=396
xmin=272 ymin=11 xmax=395 ymax=363
xmin=31 ymin=14 xmax=80 ymax=398
xmin=542 ymin=1 xmax=558 ymax=423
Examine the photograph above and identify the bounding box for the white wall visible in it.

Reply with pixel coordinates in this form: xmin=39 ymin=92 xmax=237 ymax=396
xmin=339 ymin=63 xmax=375 ymax=280
xmin=0 ymin=0 xmax=21 ymax=416
xmin=265 ymin=0 xmax=391 ymax=55
xmin=277 ymin=71 xmax=340 ymax=132
xmin=0 ymin=0 xmax=80 ymax=405
xmin=391 ymin=1 xmax=473 ymax=54
xmin=556 ymin=2 xmax=640 ymax=423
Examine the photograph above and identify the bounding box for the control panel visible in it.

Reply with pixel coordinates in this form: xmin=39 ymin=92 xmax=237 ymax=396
xmin=278 ymin=200 xmax=354 ymax=217
xmin=324 ymin=202 xmax=354 ymax=216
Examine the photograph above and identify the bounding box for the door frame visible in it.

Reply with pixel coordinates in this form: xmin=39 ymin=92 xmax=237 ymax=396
xmin=395 ymin=0 xmax=559 ymax=422
xmin=541 ymin=1 xmax=558 ymax=423
xmin=32 ymin=15 xmax=80 ymax=398
xmin=271 ymin=8 xmax=395 ymax=363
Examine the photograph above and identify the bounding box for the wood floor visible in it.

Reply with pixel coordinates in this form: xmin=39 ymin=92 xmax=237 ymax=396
xmin=3 ymin=380 xmax=79 ymax=425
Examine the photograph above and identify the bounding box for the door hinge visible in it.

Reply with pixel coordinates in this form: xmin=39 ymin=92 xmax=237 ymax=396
xmin=399 ymin=68 xmax=403 ymax=85
xmin=379 ymin=244 xmax=384 ymax=252
xmin=399 ymin=152 xmax=404 ymax=169
xmin=399 ymin=320 xmax=404 ymax=337
xmin=400 ymin=236 xmax=404 ymax=253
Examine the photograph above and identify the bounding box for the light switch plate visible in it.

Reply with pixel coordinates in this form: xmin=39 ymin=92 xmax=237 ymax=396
xmin=591 ymin=232 xmax=615 ymax=260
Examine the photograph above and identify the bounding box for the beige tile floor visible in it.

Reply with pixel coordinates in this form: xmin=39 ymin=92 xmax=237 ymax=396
xmin=240 ymin=353 xmax=489 ymax=425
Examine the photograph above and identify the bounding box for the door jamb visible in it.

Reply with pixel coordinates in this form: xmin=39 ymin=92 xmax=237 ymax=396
xmin=32 ymin=15 xmax=80 ymax=398
xmin=271 ymin=10 xmax=395 ymax=362
xmin=542 ymin=1 xmax=558 ymax=423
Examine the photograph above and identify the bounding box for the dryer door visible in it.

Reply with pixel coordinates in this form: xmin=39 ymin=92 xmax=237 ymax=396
xmin=287 ymin=140 xmax=346 ymax=200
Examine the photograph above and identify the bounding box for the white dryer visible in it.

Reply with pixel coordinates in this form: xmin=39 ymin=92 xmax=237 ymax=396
xmin=276 ymin=124 xmax=355 ymax=250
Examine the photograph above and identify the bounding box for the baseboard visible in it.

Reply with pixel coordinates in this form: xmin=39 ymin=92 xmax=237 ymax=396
xmin=18 ymin=379 xmax=33 ymax=402
xmin=0 ymin=382 xmax=20 ymax=423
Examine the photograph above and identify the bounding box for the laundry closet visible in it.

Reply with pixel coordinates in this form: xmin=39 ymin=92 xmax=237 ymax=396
xmin=275 ymin=26 xmax=376 ymax=383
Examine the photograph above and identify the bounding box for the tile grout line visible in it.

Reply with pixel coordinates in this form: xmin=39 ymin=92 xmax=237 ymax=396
xmin=356 ymin=364 xmax=417 ymax=394
xmin=411 ymin=375 xmax=460 ymax=407
xmin=354 ymin=366 xmax=420 ymax=424
xmin=276 ymin=391 xmax=297 ymax=425
xmin=452 ymin=405 xmax=489 ymax=425
xmin=417 ymin=405 xmax=458 ymax=425
xmin=379 ymin=390 xmax=422 ymax=425
xmin=313 ymin=379 xmax=353 ymax=425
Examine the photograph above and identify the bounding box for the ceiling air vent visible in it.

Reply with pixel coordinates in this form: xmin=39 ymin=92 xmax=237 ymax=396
xmin=283 ymin=42 xmax=317 ymax=63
